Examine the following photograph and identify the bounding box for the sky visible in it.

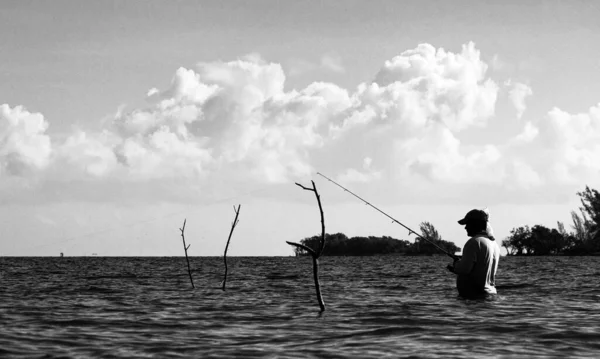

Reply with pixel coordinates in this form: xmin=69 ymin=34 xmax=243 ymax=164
xmin=1 ymin=0 xmax=599 ymax=256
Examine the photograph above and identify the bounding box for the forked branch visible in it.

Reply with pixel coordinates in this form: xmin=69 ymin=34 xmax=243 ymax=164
xmin=287 ymin=180 xmax=326 ymax=312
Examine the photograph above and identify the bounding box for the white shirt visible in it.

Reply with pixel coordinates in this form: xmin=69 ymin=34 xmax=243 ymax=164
xmin=453 ymin=232 xmax=500 ymax=295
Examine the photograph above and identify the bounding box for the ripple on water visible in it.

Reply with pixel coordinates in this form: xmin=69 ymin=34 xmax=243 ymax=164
xmin=1 ymin=256 xmax=600 ymax=358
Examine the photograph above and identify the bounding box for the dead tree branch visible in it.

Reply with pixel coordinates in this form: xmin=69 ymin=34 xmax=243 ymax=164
xmin=222 ymin=204 xmax=241 ymax=291
xmin=179 ymin=219 xmax=194 ymax=289
xmin=287 ymin=180 xmax=326 ymax=312
xmin=285 ymin=242 xmax=317 ymax=257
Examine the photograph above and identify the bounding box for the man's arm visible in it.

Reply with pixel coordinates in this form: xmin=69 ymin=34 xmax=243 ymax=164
xmin=452 ymin=240 xmax=477 ymax=275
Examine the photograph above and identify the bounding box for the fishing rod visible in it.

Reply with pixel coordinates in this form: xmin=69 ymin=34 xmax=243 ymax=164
xmin=316 ymin=172 xmax=459 ymax=260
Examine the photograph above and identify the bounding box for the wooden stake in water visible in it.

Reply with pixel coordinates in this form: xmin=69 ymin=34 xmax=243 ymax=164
xmin=222 ymin=205 xmax=241 ymax=291
xmin=179 ymin=219 xmax=194 ymax=289
xmin=286 ymin=180 xmax=326 ymax=312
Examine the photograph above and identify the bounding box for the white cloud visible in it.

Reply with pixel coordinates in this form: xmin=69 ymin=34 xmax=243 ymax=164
xmin=504 ymin=104 xmax=600 ymax=187
xmin=512 ymin=121 xmax=539 ymax=143
xmin=506 ymin=80 xmax=533 ymax=119
xmin=400 ymin=127 xmax=502 ymax=184
xmin=115 ymin=126 xmax=213 ymax=179
xmin=14 ymin=42 xmax=502 ymax=194
xmin=4 ymin=42 xmax=600 ymax=205
xmin=508 ymin=160 xmax=543 ymax=189
xmin=540 ymin=105 xmax=600 ymax=176
xmin=58 ymin=131 xmax=118 ymax=177
xmin=372 ymin=42 xmax=498 ymax=131
xmin=338 ymin=157 xmax=382 ymax=183
xmin=54 ymin=58 xmax=350 ymax=184
xmin=146 ymin=88 xmax=159 ymax=97
xmin=0 ymin=104 xmax=52 ymax=176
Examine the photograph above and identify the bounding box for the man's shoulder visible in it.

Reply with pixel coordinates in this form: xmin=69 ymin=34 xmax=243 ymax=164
xmin=464 ymin=236 xmax=480 ymax=249
xmin=471 ymin=234 xmax=498 ymax=248
xmin=471 ymin=232 xmax=492 ymax=240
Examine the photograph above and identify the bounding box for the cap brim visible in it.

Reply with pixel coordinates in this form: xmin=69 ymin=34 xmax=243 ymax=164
xmin=458 ymin=218 xmax=468 ymax=225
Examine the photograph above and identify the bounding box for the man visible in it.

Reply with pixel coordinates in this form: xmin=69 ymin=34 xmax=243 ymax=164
xmin=447 ymin=209 xmax=500 ymax=297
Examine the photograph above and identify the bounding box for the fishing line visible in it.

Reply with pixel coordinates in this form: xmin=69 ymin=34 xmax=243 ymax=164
xmin=316 ymin=172 xmax=458 ymax=259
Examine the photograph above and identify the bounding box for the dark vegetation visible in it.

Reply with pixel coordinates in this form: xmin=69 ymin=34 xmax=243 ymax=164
xmin=292 ymin=221 xmax=460 ymax=257
xmin=503 ymin=186 xmax=600 ymax=255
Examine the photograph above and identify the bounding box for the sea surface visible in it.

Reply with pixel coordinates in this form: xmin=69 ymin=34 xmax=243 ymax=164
xmin=1 ymin=256 xmax=599 ymax=358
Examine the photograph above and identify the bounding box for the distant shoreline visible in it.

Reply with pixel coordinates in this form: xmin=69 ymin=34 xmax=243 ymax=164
xmin=290 ymin=232 xmax=461 ymax=257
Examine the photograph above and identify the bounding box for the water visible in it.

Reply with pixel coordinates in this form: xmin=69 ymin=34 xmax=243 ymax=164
xmin=1 ymin=256 xmax=599 ymax=358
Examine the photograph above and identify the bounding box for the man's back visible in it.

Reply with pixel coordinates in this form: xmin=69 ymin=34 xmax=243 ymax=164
xmin=453 ymin=234 xmax=500 ymax=296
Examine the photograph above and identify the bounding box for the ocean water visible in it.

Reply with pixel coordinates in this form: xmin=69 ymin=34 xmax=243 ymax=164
xmin=1 ymin=256 xmax=599 ymax=358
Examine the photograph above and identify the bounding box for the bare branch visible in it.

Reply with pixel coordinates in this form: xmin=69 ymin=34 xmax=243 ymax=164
xmin=295 ymin=182 xmax=314 ymax=191
xmin=309 ymin=180 xmax=326 ymax=257
xmin=179 ymin=218 xmax=194 ymax=289
xmin=286 ymin=241 xmax=317 ymax=257
xmin=291 ymin=180 xmax=326 ymax=312
xmin=223 ymin=204 xmax=242 ymax=291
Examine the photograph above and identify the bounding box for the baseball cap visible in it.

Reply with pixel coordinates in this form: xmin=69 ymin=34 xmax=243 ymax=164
xmin=458 ymin=209 xmax=489 ymax=225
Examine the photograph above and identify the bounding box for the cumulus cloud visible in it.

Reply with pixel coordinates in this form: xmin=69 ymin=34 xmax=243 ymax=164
xmin=58 ymin=131 xmax=119 ymax=177
xmin=0 ymin=43 xmax=504 ymax=196
xmin=0 ymin=104 xmax=52 ymax=176
xmin=338 ymin=157 xmax=382 ymax=183
xmin=535 ymin=105 xmax=600 ymax=182
xmin=512 ymin=121 xmax=539 ymax=143
xmin=372 ymin=42 xmax=498 ymax=131
xmin=507 ymin=160 xmax=543 ymax=189
xmin=501 ymin=103 xmax=600 ymax=189
xmin=506 ymin=80 xmax=533 ymax=119
xmin=5 ymin=41 xmax=600 ymax=204
xmin=401 ymin=127 xmax=502 ymax=184
xmin=55 ymin=58 xmax=347 ymax=184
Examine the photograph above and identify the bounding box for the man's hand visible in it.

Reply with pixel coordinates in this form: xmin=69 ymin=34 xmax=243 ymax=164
xmin=446 ymin=264 xmax=455 ymax=273
xmin=451 ymin=255 xmax=462 ymax=262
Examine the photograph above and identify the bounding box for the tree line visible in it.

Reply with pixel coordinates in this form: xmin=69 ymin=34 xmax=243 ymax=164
xmin=293 ymin=222 xmax=460 ymax=256
xmin=502 ymin=186 xmax=600 ymax=255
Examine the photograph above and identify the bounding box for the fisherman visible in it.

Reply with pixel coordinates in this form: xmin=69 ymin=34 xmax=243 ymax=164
xmin=447 ymin=209 xmax=500 ymax=297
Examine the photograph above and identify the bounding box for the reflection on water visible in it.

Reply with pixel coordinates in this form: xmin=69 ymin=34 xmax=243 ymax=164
xmin=1 ymin=256 xmax=599 ymax=358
